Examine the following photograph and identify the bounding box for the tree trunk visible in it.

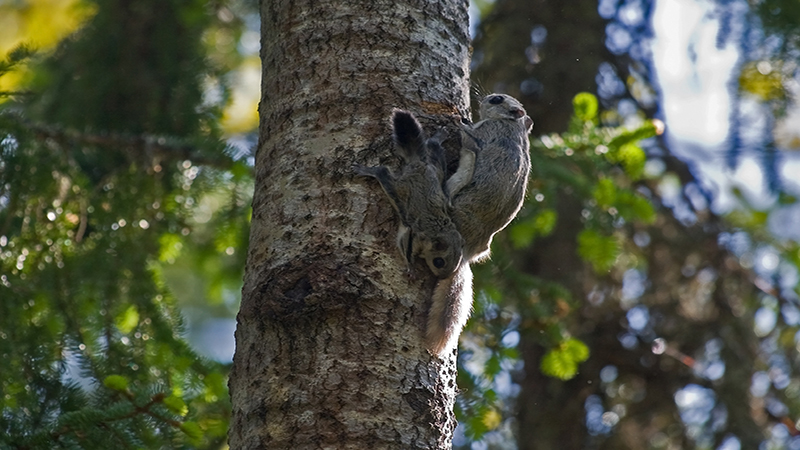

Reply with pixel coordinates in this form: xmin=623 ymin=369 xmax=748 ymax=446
xmin=228 ymin=1 xmax=471 ymax=448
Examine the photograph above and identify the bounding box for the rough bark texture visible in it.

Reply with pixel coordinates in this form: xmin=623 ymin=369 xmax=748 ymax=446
xmin=228 ymin=1 xmax=471 ymax=449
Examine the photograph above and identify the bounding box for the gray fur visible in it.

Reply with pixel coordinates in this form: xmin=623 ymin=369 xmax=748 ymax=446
xmin=355 ymin=110 xmax=464 ymax=279
xmin=426 ymin=94 xmax=533 ymax=357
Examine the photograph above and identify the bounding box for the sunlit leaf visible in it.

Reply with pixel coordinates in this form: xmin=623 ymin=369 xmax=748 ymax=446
xmin=608 ymin=122 xmax=657 ymax=150
xmin=593 ymin=177 xmax=616 ymax=207
xmin=608 ymin=143 xmax=646 ymax=180
xmin=159 ymin=233 xmax=184 ymax=263
xmin=739 ymin=61 xmax=785 ymax=101
xmin=540 ymin=338 xmax=590 ymax=380
xmin=163 ymin=394 xmax=188 ymax=416
xmin=577 ymin=229 xmax=620 ymax=273
xmin=573 ymin=92 xmax=599 ymax=122
xmin=562 ymin=338 xmax=590 ymax=362
xmin=180 ymin=420 xmax=203 ymax=441
xmin=103 ymin=375 xmax=129 ymax=392
xmin=115 ymin=306 xmax=139 ymax=334
xmin=482 ymin=408 xmax=502 ymax=431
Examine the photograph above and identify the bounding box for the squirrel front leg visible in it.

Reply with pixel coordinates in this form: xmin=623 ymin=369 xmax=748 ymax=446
xmin=353 ymin=165 xmax=408 ymax=224
xmin=445 ymin=128 xmax=479 ymax=199
xmin=354 ymin=164 xmax=415 ymax=268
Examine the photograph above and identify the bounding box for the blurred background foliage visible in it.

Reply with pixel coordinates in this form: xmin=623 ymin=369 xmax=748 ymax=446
xmin=0 ymin=0 xmax=255 ymax=448
xmin=1 ymin=0 xmax=799 ymax=449
xmin=457 ymin=0 xmax=800 ymax=449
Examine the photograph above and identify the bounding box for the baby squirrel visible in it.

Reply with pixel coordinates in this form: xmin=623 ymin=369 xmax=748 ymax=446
xmin=426 ymin=94 xmax=533 ymax=356
xmin=354 ymin=110 xmax=466 ymax=279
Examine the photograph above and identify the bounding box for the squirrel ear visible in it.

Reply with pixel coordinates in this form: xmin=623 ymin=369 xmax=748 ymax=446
xmin=523 ymin=115 xmax=533 ymax=133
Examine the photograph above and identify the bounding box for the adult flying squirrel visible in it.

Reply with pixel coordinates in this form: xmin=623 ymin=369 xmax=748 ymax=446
xmin=426 ymin=93 xmax=533 ymax=356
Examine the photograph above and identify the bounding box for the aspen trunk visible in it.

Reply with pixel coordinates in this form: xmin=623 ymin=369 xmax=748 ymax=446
xmin=228 ymin=0 xmax=471 ymax=448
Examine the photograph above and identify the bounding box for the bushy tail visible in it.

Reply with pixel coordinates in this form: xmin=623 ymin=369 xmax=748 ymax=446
xmin=426 ymin=263 xmax=474 ymax=357
xmin=392 ymin=109 xmax=425 ymax=161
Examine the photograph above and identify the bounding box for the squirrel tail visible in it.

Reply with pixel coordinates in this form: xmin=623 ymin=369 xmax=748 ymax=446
xmin=426 ymin=263 xmax=474 ymax=357
xmin=392 ymin=109 xmax=426 ymax=160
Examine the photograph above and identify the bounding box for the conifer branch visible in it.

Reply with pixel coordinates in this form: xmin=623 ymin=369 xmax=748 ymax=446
xmin=1 ymin=112 xmax=236 ymax=170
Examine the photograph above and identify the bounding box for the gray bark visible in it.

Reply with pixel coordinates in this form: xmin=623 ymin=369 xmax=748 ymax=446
xmin=228 ymin=0 xmax=471 ymax=448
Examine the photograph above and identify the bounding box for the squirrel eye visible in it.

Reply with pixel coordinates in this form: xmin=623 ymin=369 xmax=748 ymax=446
xmin=433 ymin=257 xmax=445 ymax=268
xmin=488 ymin=95 xmax=504 ymax=105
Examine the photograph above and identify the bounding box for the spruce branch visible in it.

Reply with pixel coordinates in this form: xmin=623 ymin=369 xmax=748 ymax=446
xmin=0 ymin=112 xmax=235 ymax=170
xmin=16 ymin=391 xmax=187 ymax=450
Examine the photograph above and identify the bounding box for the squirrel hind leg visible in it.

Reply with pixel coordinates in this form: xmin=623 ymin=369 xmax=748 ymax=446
xmin=426 ymin=264 xmax=474 ymax=357
xmin=445 ymin=131 xmax=478 ymax=199
xmin=425 ymin=130 xmax=448 ymax=178
xmin=396 ymin=223 xmax=414 ymax=266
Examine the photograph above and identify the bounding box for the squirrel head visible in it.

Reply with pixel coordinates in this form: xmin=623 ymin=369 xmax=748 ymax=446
xmin=415 ymin=229 xmax=464 ymax=279
xmin=479 ymin=94 xmax=528 ymax=122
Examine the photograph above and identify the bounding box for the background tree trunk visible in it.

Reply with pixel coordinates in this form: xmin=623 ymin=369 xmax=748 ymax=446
xmin=228 ymin=1 xmax=471 ymax=448
xmin=472 ymin=2 xmax=765 ymax=448
xmin=472 ymin=1 xmax=612 ymax=447
xmin=472 ymin=0 xmax=612 ymax=135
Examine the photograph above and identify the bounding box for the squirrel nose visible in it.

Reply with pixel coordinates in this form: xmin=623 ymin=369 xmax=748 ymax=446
xmin=510 ymin=108 xmax=524 ymax=118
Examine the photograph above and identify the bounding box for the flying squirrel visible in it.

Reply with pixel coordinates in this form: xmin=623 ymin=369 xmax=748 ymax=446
xmin=354 ymin=110 xmax=465 ymax=279
xmin=427 ymin=93 xmax=532 ymax=356
xmin=355 ymin=94 xmax=532 ymax=357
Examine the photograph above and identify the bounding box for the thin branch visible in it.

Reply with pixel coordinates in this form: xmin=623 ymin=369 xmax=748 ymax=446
xmin=1 ymin=112 xmax=235 ymax=170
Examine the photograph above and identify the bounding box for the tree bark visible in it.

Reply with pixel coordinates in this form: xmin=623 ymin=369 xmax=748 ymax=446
xmin=228 ymin=1 xmax=471 ymax=448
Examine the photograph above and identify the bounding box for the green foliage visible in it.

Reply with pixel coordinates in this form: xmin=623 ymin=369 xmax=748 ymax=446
xmin=466 ymin=1 xmax=800 ymax=447
xmin=181 ymin=421 xmax=204 ymax=442
xmin=540 ymin=338 xmax=590 ymax=380
xmin=9 ymin=385 xmax=207 ymax=449
xmin=605 ymin=123 xmax=656 ymax=180
xmin=606 ymin=120 xmax=658 ymax=149
xmin=0 ymin=44 xmax=36 ymax=97
xmin=159 ymin=232 xmax=185 ymax=263
xmin=608 ymin=142 xmax=646 ymax=180
xmin=115 ymin=305 xmax=140 ymax=334
xmin=757 ymin=0 xmax=800 ymax=49
xmin=573 ymin=91 xmax=599 ymax=122
xmin=102 ymin=375 xmax=130 ymax=391
xmin=739 ymin=61 xmax=786 ymax=101
xmin=591 ymin=176 xmax=654 ymax=222
xmin=458 ymin=93 xmax=659 ymax=442
xmin=164 ymin=394 xmax=189 ymax=416
xmin=509 ymin=208 xmax=557 ymax=248
xmin=577 ymin=229 xmax=620 ymax=273
xmin=28 ymin=0 xmax=224 ymax=135
xmin=0 ymin=1 xmax=251 ymax=448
